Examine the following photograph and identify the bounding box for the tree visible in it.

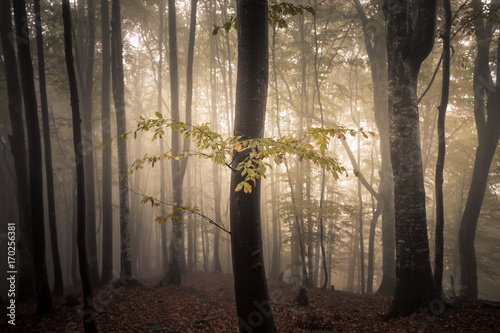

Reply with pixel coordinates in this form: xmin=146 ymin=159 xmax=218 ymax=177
xmin=34 ymin=0 xmax=64 ymax=297
xmin=353 ymin=0 xmax=395 ymax=296
xmin=100 ymin=0 xmax=114 ymax=286
xmin=0 ymin=0 xmax=35 ymax=301
xmin=79 ymin=0 xmax=101 ymax=288
xmin=62 ymin=2 xmax=98 ymax=330
xmin=229 ymin=0 xmax=277 ymax=330
xmin=383 ymin=0 xmax=441 ymax=318
xmin=458 ymin=0 xmax=500 ymax=299
xmin=12 ymin=0 xmax=53 ymax=314
xmin=434 ymin=0 xmax=452 ymax=292
xmin=111 ymin=0 xmax=133 ymax=282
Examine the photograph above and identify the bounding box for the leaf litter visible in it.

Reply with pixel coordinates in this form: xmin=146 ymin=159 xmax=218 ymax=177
xmin=2 ymin=272 xmax=499 ymax=332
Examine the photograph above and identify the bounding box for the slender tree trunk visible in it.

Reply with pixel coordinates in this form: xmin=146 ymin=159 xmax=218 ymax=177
xmin=458 ymin=0 xmax=500 ymax=299
xmin=157 ymin=0 xmax=169 ymax=276
xmin=34 ymin=0 xmax=64 ymax=296
xmin=13 ymin=0 xmax=53 ymax=314
xmin=384 ymin=0 xmax=441 ymax=318
xmin=434 ymin=0 xmax=451 ymax=292
xmin=312 ymin=7 xmax=328 ymax=289
xmin=230 ymin=0 xmax=276 ymax=331
xmin=111 ymin=0 xmax=133 ymax=281
xmin=0 ymin=0 xmax=35 ymax=301
xmin=357 ymin=136 xmax=365 ymax=295
xmin=62 ymin=1 xmax=97 ymax=330
xmin=209 ymin=0 xmax=222 ymax=272
xmin=353 ymin=0 xmax=395 ymax=296
xmin=79 ymin=0 xmax=101 ymax=288
xmin=100 ymin=0 xmax=114 ymax=286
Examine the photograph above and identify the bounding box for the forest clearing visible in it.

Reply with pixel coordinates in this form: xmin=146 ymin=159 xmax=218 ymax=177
xmin=2 ymin=272 xmax=500 ymax=332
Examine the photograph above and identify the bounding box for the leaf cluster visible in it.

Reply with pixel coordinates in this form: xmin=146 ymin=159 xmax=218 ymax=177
xmin=126 ymin=113 xmax=374 ymax=196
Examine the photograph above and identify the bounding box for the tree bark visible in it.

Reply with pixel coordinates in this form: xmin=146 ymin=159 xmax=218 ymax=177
xmin=13 ymin=0 xmax=53 ymax=313
xmin=0 ymin=0 xmax=35 ymax=301
xmin=353 ymin=0 xmax=395 ymax=296
xmin=111 ymin=0 xmax=133 ymax=281
xmin=62 ymin=0 xmax=97 ymax=330
xmin=80 ymin=0 xmax=101 ymax=288
xmin=34 ymin=0 xmax=64 ymax=297
xmin=458 ymin=0 xmax=500 ymax=299
xmin=384 ymin=0 xmax=441 ymax=318
xmin=434 ymin=0 xmax=451 ymax=292
xmin=230 ymin=0 xmax=277 ymax=331
xmin=100 ymin=0 xmax=114 ymax=286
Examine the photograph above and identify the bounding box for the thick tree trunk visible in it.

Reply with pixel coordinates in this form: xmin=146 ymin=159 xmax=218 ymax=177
xmin=384 ymin=0 xmax=441 ymax=319
xmin=80 ymin=0 xmax=101 ymax=288
xmin=13 ymin=0 xmax=53 ymax=313
xmin=100 ymin=0 xmax=114 ymax=286
xmin=111 ymin=0 xmax=133 ymax=281
xmin=34 ymin=0 xmax=64 ymax=297
xmin=0 ymin=0 xmax=35 ymax=301
xmin=62 ymin=0 xmax=97 ymax=330
xmin=230 ymin=0 xmax=277 ymax=331
xmin=166 ymin=0 xmax=189 ymax=285
xmin=458 ymin=0 xmax=500 ymax=299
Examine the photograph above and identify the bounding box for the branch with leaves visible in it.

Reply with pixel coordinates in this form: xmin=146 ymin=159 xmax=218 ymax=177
xmin=122 ymin=113 xmax=374 ymax=223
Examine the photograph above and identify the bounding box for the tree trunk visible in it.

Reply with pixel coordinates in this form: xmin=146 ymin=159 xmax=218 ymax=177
xmin=34 ymin=0 xmax=64 ymax=297
xmin=384 ymin=0 xmax=441 ymax=319
xmin=209 ymin=0 xmax=222 ymax=273
xmin=230 ymin=0 xmax=277 ymax=331
xmin=13 ymin=0 xmax=53 ymax=314
xmin=62 ymin=0 xmax=97 ymax=330
xmin=165 ymin=0 xmax=190 ymax=285
xmin=434 ymin=0 xmax=451 ymax=292
xmin=353 ymin=0 xmax=395 ymax=296
xmin=100 ymin=0 xmax=114 ymax=286
xmin=0 ymin=0 xmax=35 ymax=301
xmin=79 ymin=0 xmax=101 ymax=289
xmin=458 ymin=0 xmax=500 ymax=299
xmin=111 ymin=0 xmax=133 ymax=281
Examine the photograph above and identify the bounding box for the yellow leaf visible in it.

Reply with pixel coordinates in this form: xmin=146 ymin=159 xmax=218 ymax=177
xmin=235 ymin=141 xmax=242 ymax=152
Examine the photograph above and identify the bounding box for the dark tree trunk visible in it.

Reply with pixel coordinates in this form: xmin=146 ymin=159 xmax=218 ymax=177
xmin=458 ymin=0 xmax=500 ymax=299
xmin=0 ymin=0 xmax=35 ymax=301
xmin=434 ymin=0 xmax=451 ymax=292
xmin=62 ymin=1 xmax=97 ymax=331
xmin=34 ymin=0 xmax=64 ymax=297
xmin=80 ymin=0 xmax=101 ymax=289
xmin=111 ymin=0 xmax=133 ymax=281
xmin=384 ymin=0 xmax=441 ymax=319
xmin=13 ymin=0 xmax=53 ymax=314
xmin=100 ymin=0 xmax=114 ymax=286
xmin=230 ymin=0 xmax=277 ymax=331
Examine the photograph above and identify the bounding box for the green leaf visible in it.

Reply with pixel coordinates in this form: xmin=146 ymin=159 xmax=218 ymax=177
xmin=235 ymin=182 xmax=244 ymax=192
xmin=155 ymin=111 xmax=163 ymax=119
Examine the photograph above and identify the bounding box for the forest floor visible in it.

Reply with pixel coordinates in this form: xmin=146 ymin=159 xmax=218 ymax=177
xmin=2 ymin=272 xmax=499 ymax=332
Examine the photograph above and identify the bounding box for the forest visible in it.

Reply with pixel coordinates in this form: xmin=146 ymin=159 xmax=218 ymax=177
xmin=0 ymin=0 xmax=499 ymax=332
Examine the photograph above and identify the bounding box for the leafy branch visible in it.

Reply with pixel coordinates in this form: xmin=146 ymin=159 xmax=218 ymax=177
xmin=126 ymin=112 xmax=375 ymax=195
